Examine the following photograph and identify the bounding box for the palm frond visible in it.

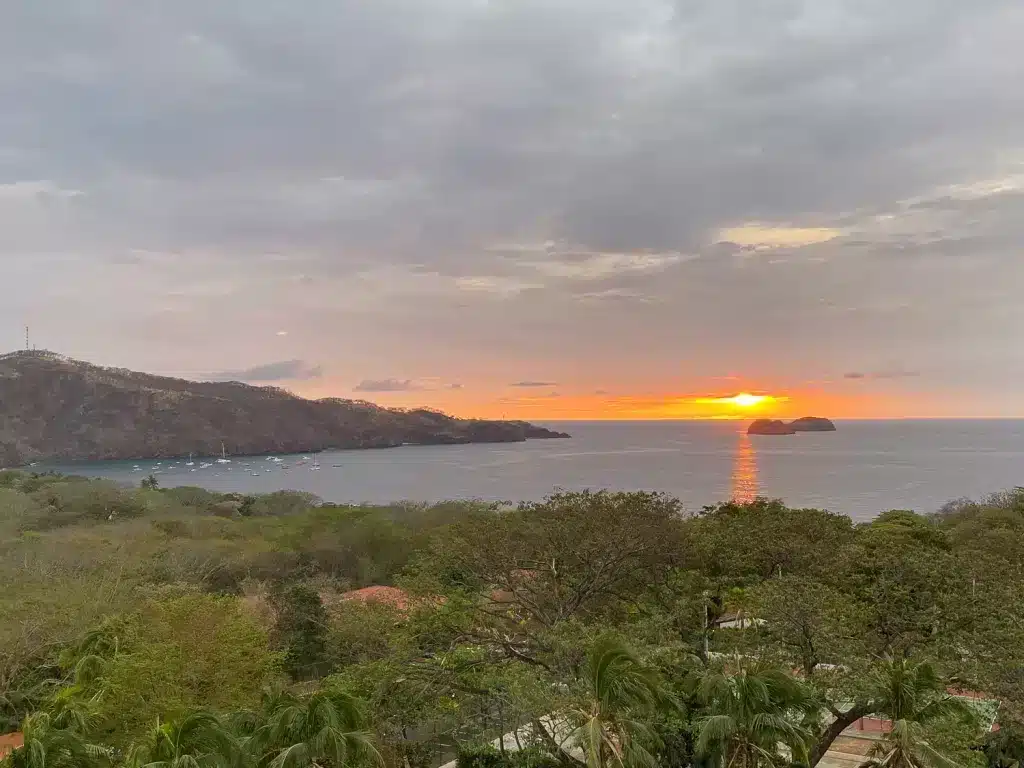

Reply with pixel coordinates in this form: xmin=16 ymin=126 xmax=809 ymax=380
xmin=913 ymin=697 xmax=976 ymax=727
xmin=695 ymin=714 xmax=736 ymax=757
xmin=911 ymin=740 xmax=963 ymax=768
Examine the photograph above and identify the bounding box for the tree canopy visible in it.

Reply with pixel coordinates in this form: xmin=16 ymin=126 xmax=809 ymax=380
xmin=1 ymin=472 xmax=1021 ymax=768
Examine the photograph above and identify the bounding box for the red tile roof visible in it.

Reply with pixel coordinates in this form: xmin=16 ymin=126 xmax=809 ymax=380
xmin=340 ymin=585 xmax=411 ymax=610
xmin=0 ymin=732 xmax=24 ymax=757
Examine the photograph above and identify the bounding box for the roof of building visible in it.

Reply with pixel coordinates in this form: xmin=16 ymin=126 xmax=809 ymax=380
xmin=340 ymin=585 xmax=411 ymax=610
xmin=0 ymin=732 xmax=24 ymax=757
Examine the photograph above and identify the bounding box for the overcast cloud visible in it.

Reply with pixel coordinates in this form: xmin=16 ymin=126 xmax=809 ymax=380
xmin=3 ymin=1 xmax=1024 ymax=415
xmin=353 ymin=379 xmax=425 ymax=393
xmin=212 ymin=359 xmax=323 ymax=383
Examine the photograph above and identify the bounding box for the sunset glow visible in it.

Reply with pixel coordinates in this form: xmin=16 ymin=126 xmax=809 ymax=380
xmin=693 ymin=393 xmax=781 ymax=408
xmin=296 ymin=380 xmax=930 ymax=421
xmin=729 ymin=393 xmax=768 ymax=407
xmin=732 ymin=394 xmax=764 ymax=407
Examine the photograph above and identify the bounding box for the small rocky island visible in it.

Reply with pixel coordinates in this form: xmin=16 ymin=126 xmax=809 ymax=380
xmin=747 ymin=419 xmax=797 ymax=435
xmin=748 ymin=417 xmax=837 ymax=435
xmin=0 ymin=350 xmax=570 ymax=465
xmin=789 ymin=416 xmax=837 ymax=432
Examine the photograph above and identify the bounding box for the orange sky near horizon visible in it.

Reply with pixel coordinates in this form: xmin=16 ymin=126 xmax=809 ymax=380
xmin=293 ymin=379 xmax=943 ymax=421
xmin=455 ymin=391 xmax=915 ymax=421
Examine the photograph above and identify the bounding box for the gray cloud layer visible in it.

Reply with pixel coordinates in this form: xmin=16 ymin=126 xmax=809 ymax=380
xmin=353 ymin=379 xmax=423 ymax=393
xmin=3 ymin=1 xmax=1024 ymax=412
xmin=213 ymin=360 xmax=323 ymax=382
xmin=844 ymin=371 xmax=922 ymax=381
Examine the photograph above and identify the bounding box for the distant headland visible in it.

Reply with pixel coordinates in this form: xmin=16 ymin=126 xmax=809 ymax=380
xmin=748 ymin=417 xmax=837 ymax=435
xmin=0 ymin=350 xmax=569 ymax=465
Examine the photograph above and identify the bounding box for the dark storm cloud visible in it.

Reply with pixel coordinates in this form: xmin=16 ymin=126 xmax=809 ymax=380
xmin=212 ymin=360 xmax=323 ymax=382
xmin=2 ymin=0 xmax=1024 ymax=408
xmin=353 ymin=379 xmax=423 ymax=393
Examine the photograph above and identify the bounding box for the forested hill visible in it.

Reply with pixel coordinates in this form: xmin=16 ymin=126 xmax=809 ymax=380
xmin=0 ymin=350 xmax=568 ymax=464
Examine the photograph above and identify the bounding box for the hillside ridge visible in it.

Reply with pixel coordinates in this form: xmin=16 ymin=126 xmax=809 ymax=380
xmin=0 ymin=350 xmax=568 ymax=465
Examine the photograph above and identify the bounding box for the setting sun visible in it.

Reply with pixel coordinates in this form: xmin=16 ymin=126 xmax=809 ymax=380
xmin=731 ymin=393 xmax=766 ymax=407
xmin=693 ymin=392 xmax=780 ymax=408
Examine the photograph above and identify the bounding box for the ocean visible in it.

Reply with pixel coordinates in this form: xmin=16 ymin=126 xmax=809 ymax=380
xmin=37 ymin=420 xmax=1024 ymax=521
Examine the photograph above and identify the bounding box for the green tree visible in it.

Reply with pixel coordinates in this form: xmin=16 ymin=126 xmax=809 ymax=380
xmin=695 ymin=661 xmax=816 ymax=768
xmin=326 ymin=601 xmax=408 ymax=669
xmin=46 ymin=661 xmax=106 ymax=734
xmin=569 ymin=636 xmax=668 ymax=768
xmin=271 ymin=585 xmax=330 ymax=681
xmin=750 ymin=575 xmax=868 ymax=678
xmin=407 ymin=490 xmax=685 ymax=668
xmin=806 ymin=655 xmax=984 ymax=768
xmin=689 ymin=500 xmax=855 ymax=585
xmin=92 ymin=595 xmax=278 ymax=743
xmin=23 ymin=479 xmax=147 ymax=530
xmin=981 ymin=724 xmax=1024 ymax=768
xmin=858 ymin=657 xmax=977 ymax=768
xmin=243 ymin=688 xmax=380 ymax=768
xmin=843 ymin=512 xmax=963 ymax=656
xmin=744 ymin=574 xmax=884 ymax=766
xmin=125 ymin=711 xmax=238 ymax=768
xmin=1 ymin=713 xmax=108 ymax=768
xmin=141 ymin=475 xmax=160 ymax=491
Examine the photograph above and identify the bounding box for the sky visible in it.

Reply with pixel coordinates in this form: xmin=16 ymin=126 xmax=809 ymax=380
xmin=2 ymin=1 xmax=1024 ymax=419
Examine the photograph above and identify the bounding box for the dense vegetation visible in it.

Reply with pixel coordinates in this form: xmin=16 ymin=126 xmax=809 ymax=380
xmin=2 ymin=469 xmax=1023 ymax=768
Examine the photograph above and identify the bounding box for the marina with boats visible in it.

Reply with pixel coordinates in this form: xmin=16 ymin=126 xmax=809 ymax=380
xmin=131 ymin=450 xmax=331 ymax=478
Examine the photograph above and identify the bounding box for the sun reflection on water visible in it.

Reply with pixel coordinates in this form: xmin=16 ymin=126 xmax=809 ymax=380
xmin=731 ymin=431 xmax=759 ymax=503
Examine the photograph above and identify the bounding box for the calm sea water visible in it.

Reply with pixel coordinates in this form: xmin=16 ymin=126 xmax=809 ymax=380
xmin=38 ymin=420 xmax=1024 ymax=521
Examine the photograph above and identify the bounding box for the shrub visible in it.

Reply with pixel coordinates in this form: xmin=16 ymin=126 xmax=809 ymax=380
xmin=457 ymin=745 xmax=559 ymax=768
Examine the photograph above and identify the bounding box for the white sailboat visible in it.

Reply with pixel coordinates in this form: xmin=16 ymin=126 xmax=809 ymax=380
xmin=185 ymin=453 xmax=194 ymax=467
xmin=216 ymin=442 xmax=231 ymax=464
xmin=310 ymin=453 xmax=321 ymax=471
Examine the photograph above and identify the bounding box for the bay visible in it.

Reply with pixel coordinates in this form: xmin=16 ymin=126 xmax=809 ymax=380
xmin=38 ymin=419 xmax=1024 ymax=521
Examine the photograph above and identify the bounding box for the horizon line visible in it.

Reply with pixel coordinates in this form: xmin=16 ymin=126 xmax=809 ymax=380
xmin=518 ymin=416 xmax=1024 ymax=422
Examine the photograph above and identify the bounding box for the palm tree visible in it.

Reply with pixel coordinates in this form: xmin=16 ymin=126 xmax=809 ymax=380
xmin=42 ymin=621 xmax=125 ymax=735
xmin=124 ymin=711 xmax=239 ymax=768
xmin=244 ymin=689 xmax=380 ymax=768
xmin=47 ymin=654 xmax=109 ymax=733
xmin=64 ymin=624 xmax=124 ymax=663
xmin=695 ymin=660 xmax=816 ymax=768
xmin=570 ymin=636 xmax=671 ymax=768
xmin=1 ymin=712 xmax=109 ymax=768
xmin=858 ymin=657 xmax=977 ymax=768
